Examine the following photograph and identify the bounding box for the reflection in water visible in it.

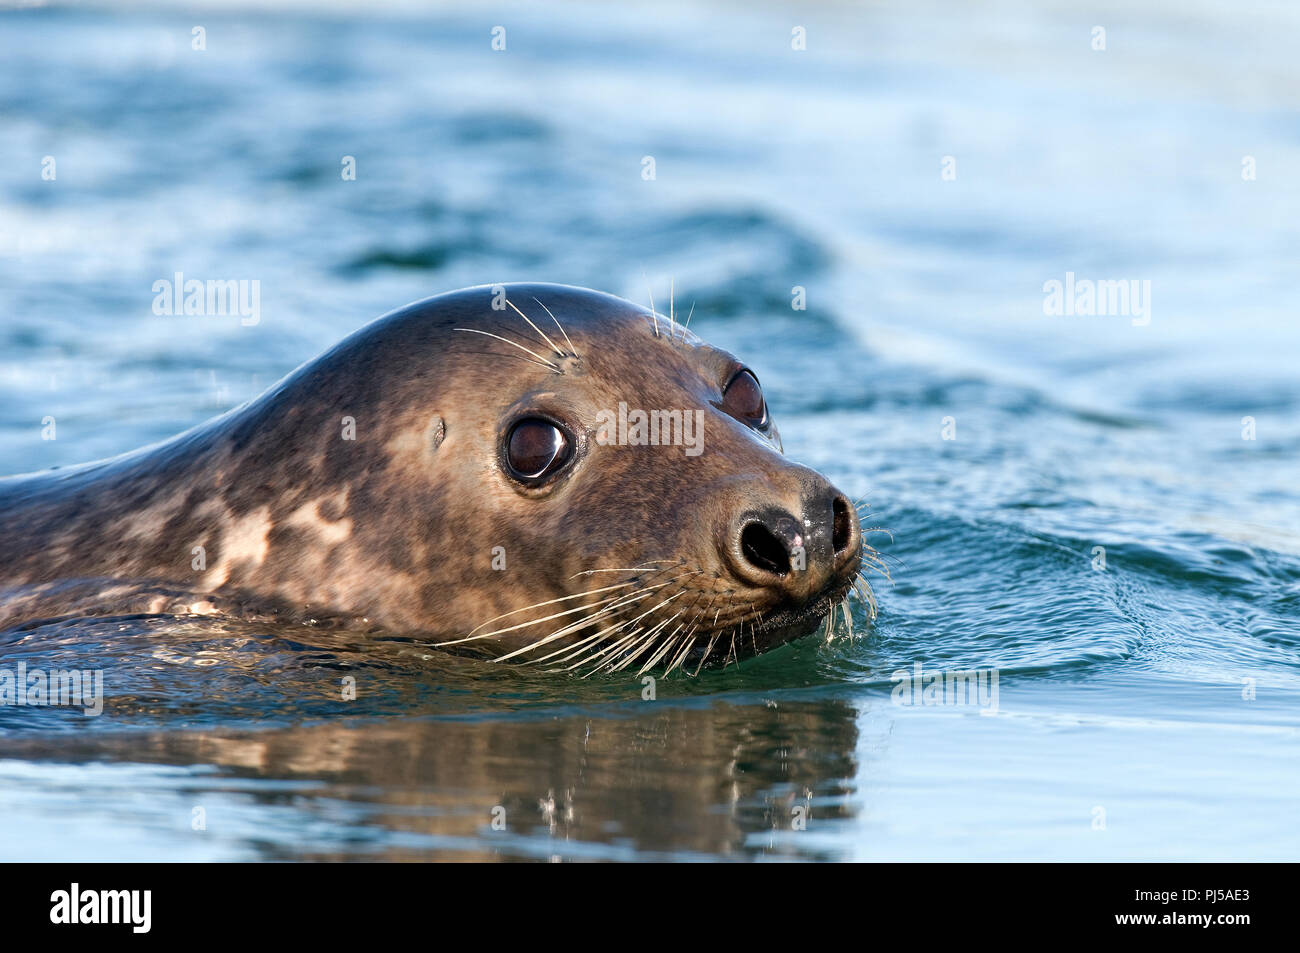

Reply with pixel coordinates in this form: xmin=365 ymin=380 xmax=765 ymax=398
xmin=0 ymin=698 xmax=861 ymax=861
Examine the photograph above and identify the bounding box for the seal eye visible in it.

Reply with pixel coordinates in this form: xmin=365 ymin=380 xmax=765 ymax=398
xmin=722 ymin=370 xmax=768 ymax=428
xmin=506 ymin=418 xmax=572 ymax=481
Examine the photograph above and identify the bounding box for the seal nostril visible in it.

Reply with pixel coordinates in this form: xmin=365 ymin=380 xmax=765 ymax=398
xmin=740 ymin=522 xmax=791 ymax=576
xmin=832 ymin=496 xmax=853 ymax=555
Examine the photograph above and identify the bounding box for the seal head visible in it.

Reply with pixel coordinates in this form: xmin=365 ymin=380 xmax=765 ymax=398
xmin=0 ymin=284 xmax=873 ymax=673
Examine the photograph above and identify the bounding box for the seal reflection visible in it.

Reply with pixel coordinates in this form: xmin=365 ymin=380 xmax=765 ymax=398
xmin=0 ymin=697 xmax=861 ymax=861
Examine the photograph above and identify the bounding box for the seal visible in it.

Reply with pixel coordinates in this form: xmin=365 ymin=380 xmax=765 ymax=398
xmin=0 ymin=284 xmax=878 ymax=674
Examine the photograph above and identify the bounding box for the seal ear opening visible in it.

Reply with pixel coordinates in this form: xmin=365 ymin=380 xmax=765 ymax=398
xmin=427 ymin=416 xmax=446 ymax=453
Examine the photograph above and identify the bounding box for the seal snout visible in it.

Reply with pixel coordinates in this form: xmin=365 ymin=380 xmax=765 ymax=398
xmin=724 ymin=480 xmax=862 ymax=605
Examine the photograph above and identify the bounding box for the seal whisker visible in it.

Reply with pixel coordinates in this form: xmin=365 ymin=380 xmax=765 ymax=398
xmin=694 ymin=629 xmax=723 ymax=676
xmin=495 ymin=600 xmax=641 ymax=661
xmin=851 ymin=573 xmax=878 ymax=621
xmin=452 ymin=327 xmax=562 ymax=372
xmin=574 ymin=629 xmax=644 ymax=675
xmin=633 ymin=591 xmax=703 ymax=675
xmin=456 ymin=346 xmax=561 ymax=373
xmin=465 ymin=565 xmax=689 ymax=650
xmin=635 ymin=619 xmax=687 ymax=675
xmin=681 ymin=592 xmax=723 ymax=676
xmin=592 ymin=573 xmax=704 ymax=672
xmin=537 ymin=622 xmax=633 ymax=668
xmin=524 ymin=574 xmax=700 ymax=669
xmin=657 ymin=607 xmax=704 ymax=676
xmin=525 ymin=616 xmax=631 ymax=666
xmin=572 ymin=624 xmax=648 ymax=672
xmin=461 ymin=579 xmax=647 ymax=637
xmin=569 ymin=589 xmax=689 ymax=673
xmin=661 ymin=589 xmax=709 ymax=674
xmin=441 ymin=588 xmax=641 ymax=647
xmin=683 ymin=300 xmax=695 ymax=333
xmin=665 ymin=632 xmax=697 ymax=676
xmin=614 ymin=612 xmax=683 ymax=674
xmin=569 ymin=560 xmax=680 ymax=578
xmin=656 ymin=638 xmax=684 ymax=676
xmin=505 ymin=298 xmax=565 ymax=357
xmin=858 ymin=544 xmax=893 ymax=580
xmin=669 ymin=278 xmax=676 ymax=342
xmin=449 ymin=582 xmax=650 ymax=645
xmin=496 ymin=577 xmax=693 ymax=661
xmin=522 ymin=588 xmax=674 ymax=666
xmin=644 ymin=276 xmax=659 ymax=338
xmin=531 ymin=296 xmax=579 ymax=360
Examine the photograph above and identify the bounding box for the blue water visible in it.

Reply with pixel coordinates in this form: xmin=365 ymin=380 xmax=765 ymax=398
xmin=0 ymin=0 xmax=1297 ymax=860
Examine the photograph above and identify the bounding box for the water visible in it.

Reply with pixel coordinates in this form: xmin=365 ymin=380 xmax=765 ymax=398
xmin=1 ymin=0 xmax=1298 ymax=860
